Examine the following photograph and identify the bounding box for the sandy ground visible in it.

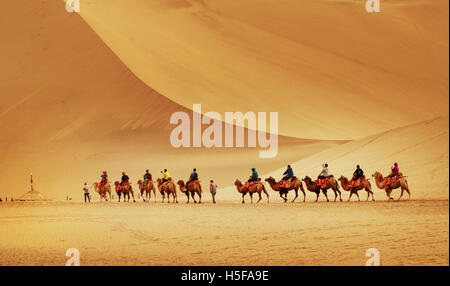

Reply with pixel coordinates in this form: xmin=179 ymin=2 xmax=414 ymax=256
xmin=0 ymin=200 xmax=448 ymax=266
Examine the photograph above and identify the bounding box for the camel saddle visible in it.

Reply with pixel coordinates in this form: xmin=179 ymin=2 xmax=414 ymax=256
xmin=187 ymin=180 xmax=199 ymax=189
xmin=245 ymin=178 xmax=261 ymax=188
xmin=281 ymin=176 xmax=296 ymax=188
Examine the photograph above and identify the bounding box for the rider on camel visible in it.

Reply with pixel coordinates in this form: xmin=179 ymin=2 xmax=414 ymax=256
xmin=387 ymin=163 xmax=400 ymax=186
xmin=349 ymin=165 xmax=364 ymax=188
xmin=317 ymin=163 xmax=329 ymax=187
xmin=281 ymin=165 xmax=294 ymax=188
xmin=100 ymin=171 xmax=108 ymax=188
xmin=161 ymin=169 xmax=171 ymax=184
xmin=185 ymin=168 xmax=199 ymax=192
xmin=246 ymin=168 xmax=259 ymax=188
xmin=120 ymin=172 xmax=130 ymax=186
xmin=143 ymin=170 xmax=152 ymax=186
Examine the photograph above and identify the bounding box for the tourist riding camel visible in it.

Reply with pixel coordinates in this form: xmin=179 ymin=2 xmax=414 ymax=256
xmin=185 ymin=168 xmax=199 ymax=193
xmin=338 ymin=175 xmax=374 ymax=202
xmin=177 ymin=179 xmax=202 ymax=204
xmin=137 ymin=178 xmax=156 ymax=203
xmin=92 ymin=181 xmax=112 ymax=202
xmin=302 ymin=175 xmax=341 ymax=202
xmin=143 ymin=169 xmax=152 ymax=186
xmin=235 ymin=179 xmax=269 ymax=204
xmin=280 ymin=165 xmax=294 ymax=188
xmin=387 ymin=163 xmax=399 ymax=186
xmin=161 ymin=169 xmax=171 ymax=184
xmin=99 ymin=171 xmax=108 ymax=188
xmin=245 ymin=168 xmax=259 ymax=188
xmin=349 ymin=165 xmax=364 ymax=188
xmin=117 ymin=172 xmax=130 ymax=191
xmin=317 ymin=163 xmax=329 ymax=187
xmin=372 ymin=170 xmax=411 ymax=200
xmin=265 ymin=176 xmax=305 ymax=203
xmin=157 ymin=177 xmax=178 ymax=203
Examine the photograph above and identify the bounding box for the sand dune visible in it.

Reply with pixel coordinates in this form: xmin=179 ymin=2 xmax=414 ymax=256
xmin=250 ymin=116 xmax=449 ymax=201
xmin=0 ymin=0 xmax=344 ymax=200
xmin=78 ymin=0 xmax=449 ymax=139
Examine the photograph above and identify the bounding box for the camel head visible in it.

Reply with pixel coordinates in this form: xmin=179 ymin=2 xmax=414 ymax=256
xmin=137 ymin=180 xmax=142 ymax=186
xmin=265 ymin=177 xmax=276 ymax=184
xmin=302 ymin=176 xmax=312 ymax=183
xmin=234 ymin=179 xmax=243 ymax=186
xmin=372 ymin=172 xmax=382 ymax=179
xmin=114 ymin=181 xmax=120 ymax=186
xmin=176 ymin=180 xmax=185 ymax=187
xmin=338 ymin=175 xmax=346 ymax=182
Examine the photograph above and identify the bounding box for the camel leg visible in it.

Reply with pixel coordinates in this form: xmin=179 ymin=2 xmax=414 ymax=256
xmin=332 ymin=189 xmax=337 ymax=202
xmin=315 ymin=192 xmax=319 ymax=202
xmin=292 ymin=189 xmax=298 ymax=203
xmin=186 ymin=192 xmax=190 ymax=204
xmin=279 ymin=192 xmax=286 ymax=203
xmin=256 ymin=192 xmax=262 ymax=203
xmin=323 ymin=190 xmax=329 ymax=202
xmin=242 ymin=194 xmax=245 ymax=204
xmin=337 ymin=189 xmax=342 ymax=202
xmin=366 ymin=191 xmax=370 ymax=201
xmin=192 ymin=192 xmax=197 ymax=204
xmin=398 ymin=188 xmax=404 ymax=201
xmin=250 ymin=193 xmax=254 ymax=204
xmin=198 ymin=191 xmax=202 ymax=204
xmin=356 ymin=192 xmax=360 ymax=202
xmin=118 ymin=193 xmax=121 ymax=202
xmin=348 ymin=192 xmax=353 ymax=202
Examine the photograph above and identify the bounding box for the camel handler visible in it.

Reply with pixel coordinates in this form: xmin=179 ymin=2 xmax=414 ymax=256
xmin=100 ymin=171 xmax=108 ymax=188
xmin=246 ymin=168 xmax=259 ymax=188
xmin=349 ymin=165 xmax=364 ymax=188
xmin=387 ymin=162 xmax=400 ymax=186
xmin=83 ymin=182 xmax=90 ymax=203
xmin=185 ymin=168 xmax=199 ymax=192
xmin=210 ymin=180 xmax=217 ymax=204
xmin=143 ymin=169 xmax=152 ymax=186
xmin=161 ymin=169 xmax=171 ymax=184
xmin=281 ymin=165 xmax=294 ymax=188
xmin=317 ymin=163 xmax=329 ymax=187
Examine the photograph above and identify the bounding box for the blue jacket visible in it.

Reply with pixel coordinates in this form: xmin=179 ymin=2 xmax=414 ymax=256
xmin=283 ymin=167 xmax=294 ymax=177
xmin=251 ymin=170 xmax=259 ymax=179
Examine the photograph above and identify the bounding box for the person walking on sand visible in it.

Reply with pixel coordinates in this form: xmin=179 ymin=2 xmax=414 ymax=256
xmin=210 ymin=180 xmax=217 ymax=204
xmin=83 ymin=182 xmax=90 ymax=203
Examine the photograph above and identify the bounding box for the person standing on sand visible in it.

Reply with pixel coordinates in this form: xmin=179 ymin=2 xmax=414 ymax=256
xmin=83 ymin=182 xmax=90 ymax=203
xmin=210 ymin=180 xmax=217 ymax=204
xmin=0 ymin=197 xmax=2 ymax=202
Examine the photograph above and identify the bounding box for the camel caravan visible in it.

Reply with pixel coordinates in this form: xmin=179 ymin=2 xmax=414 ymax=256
xmin=91 ymin=162 xmax=410 ymax=204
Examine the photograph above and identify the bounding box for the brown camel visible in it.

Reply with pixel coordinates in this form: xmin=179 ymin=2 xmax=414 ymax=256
xmin=137 ymin=180 xmax=157 ymax=202
xmin=177 ymin=180 xmax=202 ymax=204
xmin=92 ymin=182 xmax=112 ymax=202
xmin=234 ymin=179 xmax=249 ymax=204
xmin=265 ymin=176 xmax=305 ymax=203
xmin=372 ymin=171 xmax=411 ymax=200
xmin=338 ymin=176 xmax=374 ymax=202
xmin=156 ymin=178 xmax=178 ymax=203
xmin=234 ymin=179 xmax=269 ymax=204
xmin=114 ymin=181 xmax=136 ymax=202
xmin=302 ymin=176 xmax=341 ymax=202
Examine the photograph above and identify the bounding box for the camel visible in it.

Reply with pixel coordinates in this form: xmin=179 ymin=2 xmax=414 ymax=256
xmin=372 ymin=171 xmax=410 ymax=200
xmin=114 ymin=181 xmax=136 ymax=202
xmin=234 ymin=179 xmax=269 ymax=204
xmin=137 ymin=180 xmax=157 ymax=202
xmin=265 ymin=176 xmax=305 ymax=203
xmin=302 ymin=176 xmax=342 ymax=202
xmin=338 ymin=176 xmax=374 ymax=202
xmin=156 ymin=178 xmax=178 ymax=203
xmin=92 ymin=182 xmax=112 ymax=202
xmin=177 ymin=180 xmax=202 ymax=204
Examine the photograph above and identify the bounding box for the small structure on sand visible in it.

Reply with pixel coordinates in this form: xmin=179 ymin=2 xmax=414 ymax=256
xmin=16 ymin=173 xmax=51 ymax=202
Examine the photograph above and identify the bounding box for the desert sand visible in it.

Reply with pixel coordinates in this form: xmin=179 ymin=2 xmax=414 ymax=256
xmin=0 ymin=200 xmax=448 ymax=266
xmin=0 ymin=0 xmax=448 ymax=266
